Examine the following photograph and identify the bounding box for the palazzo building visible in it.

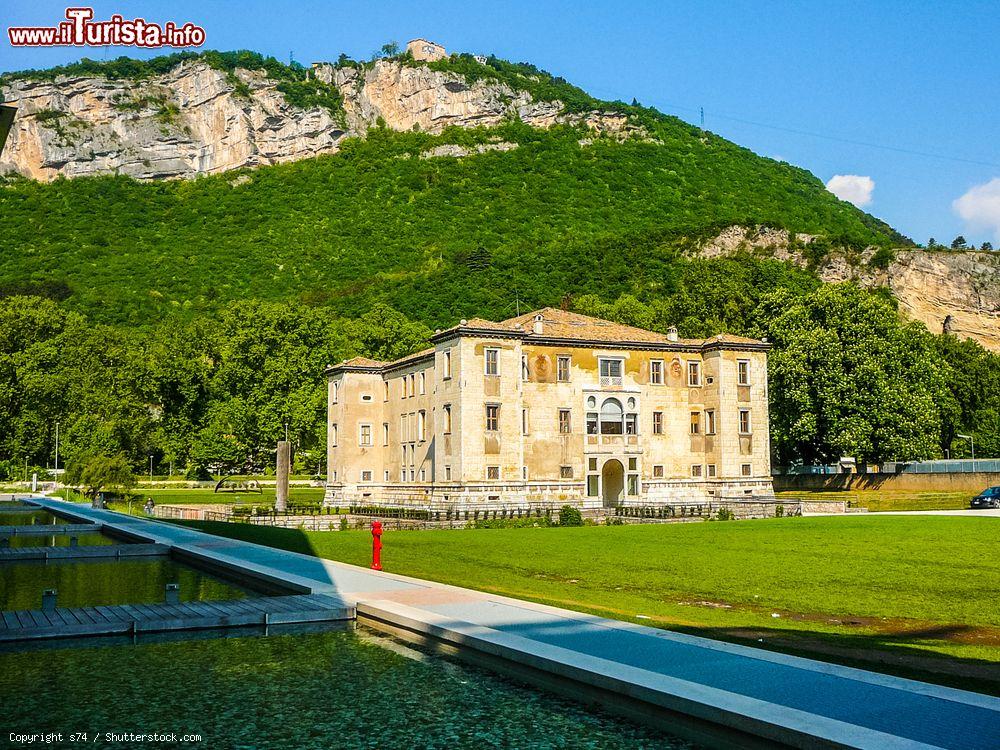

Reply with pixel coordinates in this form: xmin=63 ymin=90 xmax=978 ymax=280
xmin=325 ymin=308 xmax=773 ymax=510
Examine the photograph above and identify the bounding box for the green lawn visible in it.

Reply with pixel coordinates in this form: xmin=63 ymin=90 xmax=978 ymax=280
xmin=776 ymin=489 xmax=973 ymax=512
xmin=179 ymin=515 xmax=1000 ymax=692
xmin=133 ymin=487 xmax=325 ymax=506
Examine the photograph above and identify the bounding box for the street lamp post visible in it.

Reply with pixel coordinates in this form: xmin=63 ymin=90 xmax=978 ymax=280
xmin=54 ymin=420 xmax=59 ymax=486
xmin=957 ymin=433 xmax=975 ymax=472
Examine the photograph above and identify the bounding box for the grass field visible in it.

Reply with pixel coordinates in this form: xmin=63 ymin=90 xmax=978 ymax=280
xmin=777 ymin=489 xmax=973 ymax=512
xmin=130 ymin=487 xmax=325 ymax=506
xmin=180 ymin=515 xmax=1000 ymax=693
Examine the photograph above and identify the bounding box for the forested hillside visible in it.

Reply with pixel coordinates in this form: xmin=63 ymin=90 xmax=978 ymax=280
xmin=0 ymin=51 xmax=996 ymax=480
xmin=0 ymin=121 xmax=899 ymax=326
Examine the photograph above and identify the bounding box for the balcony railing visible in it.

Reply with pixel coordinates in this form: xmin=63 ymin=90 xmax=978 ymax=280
xmin=600 ymin=375 xmax=623 ymax=387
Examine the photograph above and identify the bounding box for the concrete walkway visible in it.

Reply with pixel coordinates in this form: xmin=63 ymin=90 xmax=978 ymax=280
xmin=27 ymin=498 xmax=1000 ymax=750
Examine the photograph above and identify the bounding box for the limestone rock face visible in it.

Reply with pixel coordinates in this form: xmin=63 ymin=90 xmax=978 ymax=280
xmin=699 ymin=226 xmax=1000 ymax=352
xmin=1 ymin=59 xmax=629 ymax=181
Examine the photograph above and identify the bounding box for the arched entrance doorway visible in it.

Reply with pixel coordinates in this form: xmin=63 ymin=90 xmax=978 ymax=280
xmin=601 ymin=459 xmax=624 ymax=507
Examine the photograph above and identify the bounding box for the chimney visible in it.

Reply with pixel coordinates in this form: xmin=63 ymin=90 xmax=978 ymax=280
xmin=667 ymin=326 xmax=678 ymax=342
xmin=533 ymin=314 xmax=544 ymax=335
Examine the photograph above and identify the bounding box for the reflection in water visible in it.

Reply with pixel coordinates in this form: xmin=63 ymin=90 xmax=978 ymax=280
xmin=0 ymin=558 xmax=259 ymax=610
xmin=0 ymin=630 xmax=697 ymax=749
xmin=0 ymin=511 xmax=60 ymax=526
xmin=6 ymin=533 xmax=116 ymax=549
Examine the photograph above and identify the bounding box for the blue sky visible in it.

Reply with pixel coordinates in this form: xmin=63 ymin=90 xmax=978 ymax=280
xmin=3 ymin=0 xmax=999 ymax=245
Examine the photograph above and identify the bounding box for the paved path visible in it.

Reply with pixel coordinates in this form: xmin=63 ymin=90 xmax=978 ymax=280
xmin=26 ymin=498 xmax=1000 ymax=750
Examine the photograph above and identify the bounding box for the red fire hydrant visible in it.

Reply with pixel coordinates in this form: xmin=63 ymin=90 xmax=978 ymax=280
xmin=370 ymin=521 xmax=383 ymax=571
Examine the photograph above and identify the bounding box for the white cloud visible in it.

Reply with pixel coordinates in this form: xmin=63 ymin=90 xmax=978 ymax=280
xmin=953 ymin=178 xmax=1000 ymax=242
xmin=826 ymin=174 xmax=875 ymax=207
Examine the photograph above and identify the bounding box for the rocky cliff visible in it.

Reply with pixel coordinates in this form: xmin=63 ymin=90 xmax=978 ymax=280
xmin=2 ymin=57 xmax=997 ymax=352
xmin=699 ymin=226 xmax=1000 ymax=352
xmin=0 ymin=58 xmax=629 ymax=181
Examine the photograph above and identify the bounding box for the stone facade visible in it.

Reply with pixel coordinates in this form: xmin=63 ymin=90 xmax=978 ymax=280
xmin=406 ymin=39 xmax=447 ymax=62
xmin=325 ymin=308 xmax=773 ymax=511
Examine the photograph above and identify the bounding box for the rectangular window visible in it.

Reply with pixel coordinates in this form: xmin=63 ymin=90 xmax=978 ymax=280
xmin=444 ymin=350 xmax=452 ymax=379
xmin=628 ymin=457 xmax=638 ymax=471
xmin=599 ymin=358 xmax=623 ymax=386
xmin=332 ymin=381 xmax=339 ymax=403
xmin=741 ymin=463 xmax=752 ymax=477
xmin=653 ymin=465 xmax=664 ymax=478
xmin=625 ymin=413 xmax=637 ymax=435
xmin=690 ymin=412 xmax=701 ymax=435
xmin=419 ymin=372 xmax=426 ymax=395
xmin=691 ymin=464 xmax=703 ymax=478
xmin=418 ymin=410 xmax=426 ymax=441
xmin=560 ymin=465 xmax=573 ymax=479
xmin=521 ymin=354 xmax=529 ymax=382
xmin=588 ymin=457 xmax=598 ymax=471
xmin=332 ymin=470 xmax=337 ymax=482
xmin=400 ymin=378 xmax=405 ymax=400
xmin=586 ymin=412 xmax=598 ymax=435
xmin=557 ymin=355 xmax=571 ymax=382
xmin=409 ymin=469 xmax=415 ymax=481
xmin=739 ymin=408 xmax=752 ymax=434
xmin=587 ymin=475 xmax=599 ymax=496
xmin=361 ymin=470 xmax=372 ymax=482
xmin=485 ymin=348 xmax=499 ymax=376
xmin=559 ymin=409 xmax=572 ymax=434
xmin=359 ymin=423 xmax=372 ymax=447
xmin=445 ymin=466 xmax=452 ymax=480
xmin=420 ymin=468 xmax=426 ymax=482
xmin=408 ymin=374 xmax=415 ymax=397
xmin=382 ymin=423 xmax=389 ymax=446
xmin=707 ymin=464 xmax=717 ymax=478
xmin=444 ymin=404 xmax=452 ymax=434
xmin=331 ymin=423 xmax=338 ymax=446
xmin=384 ymin=470 xmax=390 ymax=482
xmin=487 ymin=465 xmax=500 ymax=480
xmin=650 ymin=359 xmax=664 ymax=385
xmin=383 ymin=381 xmax=390 ymax=401
xmin=737 ymin=359 xmax=750 ymax=386
xmin=521 ymin=408 xmax=529 ymax=435
xmin=705 ymin=409 xmax=716 ymax=435
xmin=687 ymin=361 xmax=702 ymax=387
xmin=400 ymin=414 xmax=408 ymax=442
xmin=485 ymin=404 xmax=500 ymax=432
xmin=627 ymin=474 xmax=639 ymax=495
xmin=400 ymin=468 xmax=406 ymax=482
xmin=652 ymin=411 xmax=663 ymax=435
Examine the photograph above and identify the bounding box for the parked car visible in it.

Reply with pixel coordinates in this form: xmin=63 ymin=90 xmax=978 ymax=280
xmin=970 ymin=486 xmax=1000 ymax=509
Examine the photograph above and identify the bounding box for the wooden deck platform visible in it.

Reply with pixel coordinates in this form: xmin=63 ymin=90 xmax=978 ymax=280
xmin=0 ymin=593 xmax=353 ymax=642
xmin=0 ymin=543 xmax=169 ymax=562
xmin=0 ymin=524 xmax=99 ymax=536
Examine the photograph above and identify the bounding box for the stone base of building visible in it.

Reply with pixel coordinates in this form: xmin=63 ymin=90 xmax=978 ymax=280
xmin=323 ymin=477 xmax=775 ymax=513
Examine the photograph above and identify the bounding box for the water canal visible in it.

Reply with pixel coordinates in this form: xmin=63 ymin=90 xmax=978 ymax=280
xmin=0 ymin=629 xmax=697 ymax=749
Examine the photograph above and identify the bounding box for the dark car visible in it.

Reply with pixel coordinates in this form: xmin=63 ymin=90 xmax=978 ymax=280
xmin=971 ymin=486 xmax=1000 ymax=509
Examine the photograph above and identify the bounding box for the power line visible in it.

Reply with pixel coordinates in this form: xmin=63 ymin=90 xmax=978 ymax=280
xmin=586 ymin=83 xmax=999 ymax=170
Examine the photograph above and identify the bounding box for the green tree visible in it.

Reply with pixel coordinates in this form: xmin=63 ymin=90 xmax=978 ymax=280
xmin=951 ymin=235 xmax=968 ymax=250
xmin=754 ymin=284 xmax=956 ymax=465
xmin=65 ymin=454 xmax=136 ymax=507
